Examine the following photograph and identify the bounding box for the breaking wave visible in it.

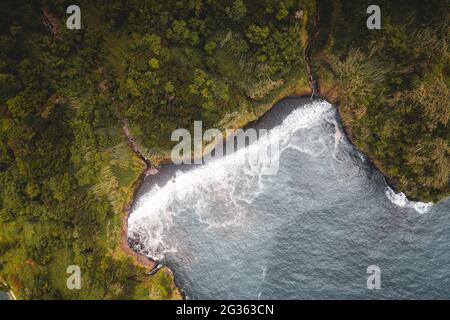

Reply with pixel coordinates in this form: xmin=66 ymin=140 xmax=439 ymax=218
xmin=385 ymin=186 xmax=433 ymax=214
xmin=128 ymin=98 xmax=434 ymax=266
xmin=128 ymin=100 xmax=334 ymax=260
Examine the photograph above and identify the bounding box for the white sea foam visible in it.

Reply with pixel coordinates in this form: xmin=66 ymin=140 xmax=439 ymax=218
xmin=385 ymin=186 xmax=433 ymax=214
xmin=128 ymin=100 xmax=334 ymax=260
xmin=129 ymin=98 xmax=436 ymax=263
xmin=261 ymin=266 xmax=267 ymax=281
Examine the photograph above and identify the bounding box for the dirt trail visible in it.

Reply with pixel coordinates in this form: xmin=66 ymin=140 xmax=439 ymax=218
xmin=122 ymin=119 xmax=153 ymax=168
xmin=305 ymin=3 xmax=321 ymax=97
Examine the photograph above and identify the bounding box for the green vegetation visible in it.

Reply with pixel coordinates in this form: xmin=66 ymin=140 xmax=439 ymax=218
xmin=1 ymin=0 xmax=448 ymax=300
xmin=0 ymin=0 xmax=312 ymax=299
xmin=103 ymin=0 xmax=312 ymax=156
xmin=314 ymin=0 xmax=449 ymax=202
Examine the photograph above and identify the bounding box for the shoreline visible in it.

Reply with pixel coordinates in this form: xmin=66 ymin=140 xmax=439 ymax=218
xmin=119 ymin=1 xmax=365 ymax=297
xmin=120 ymin=121 xmax=186 ymax=298
xmin=122 ymin=94 xmax=317 ymax=300
xmin=120 ymin=164 xmax=188 ymax=298
xmin=120 ymin=169 xmax=158 ymax=271
xmin=122 ymin=90 xmax=446 ymax=298
xmin=119 ymin=0 xmax=445 ymax=298
xmin=120 ymin=93 xmax=316 ymax=299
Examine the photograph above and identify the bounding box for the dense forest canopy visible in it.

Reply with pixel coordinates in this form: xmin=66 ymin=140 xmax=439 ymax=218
xmin=313 ymin=0 xmax=449 ymax=202
xmin=0 ymin=0 xmax=448 ymax=299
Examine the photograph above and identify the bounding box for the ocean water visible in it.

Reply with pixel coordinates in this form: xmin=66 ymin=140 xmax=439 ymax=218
xmin=128 ymin=97 xmax=450 ymax=299
xmin=0 ymin=291 xmax=8 ymax=300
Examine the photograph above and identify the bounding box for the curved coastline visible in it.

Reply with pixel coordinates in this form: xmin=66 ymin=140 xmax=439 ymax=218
xmin=124 ymin=92 xmax=444 ymax=298
xmin=119 ymin=131 xmax=187 ymax=298
xmin=119 ymin=2 xmax=323 ymax=297
xmin=121 ymin=1 xmax=445 ymax=296
xmin=122 ymin=94 xmax=318 ymax=299
xmin=124 ymin=95 xmax=319 ymax=299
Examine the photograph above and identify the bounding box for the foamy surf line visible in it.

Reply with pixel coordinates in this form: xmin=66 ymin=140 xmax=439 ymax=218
xmin=127 ymin=100 xmax=334 ymax=260
xmin=385 ymin=186 xmax=433 ymax=214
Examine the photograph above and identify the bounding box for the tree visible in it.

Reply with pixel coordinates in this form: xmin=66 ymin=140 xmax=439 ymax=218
xmin=246 ymin=25 xmax=270 ymax=45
